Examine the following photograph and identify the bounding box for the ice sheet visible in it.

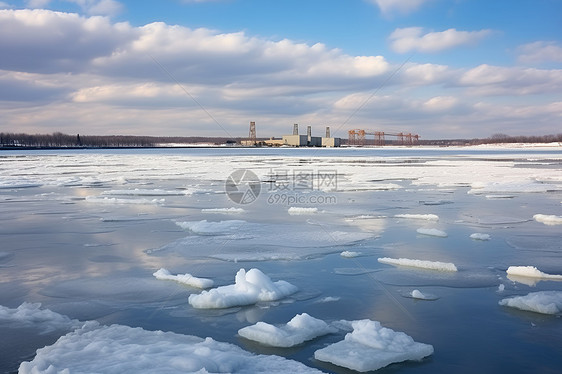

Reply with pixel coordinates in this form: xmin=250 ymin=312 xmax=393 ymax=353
xmin=238 ymin=313 xmax=336 ymax=347
xmin=378 ymin=257 xmax=458 ymax=272
xmin=499 ymin=291 xmax=562 ymax=315
xmin=188 ymin=268 xmax=298 ymax=309
xmin=314 ymin=319 xmax=433 ymax=372
xmin=153 ymin=268 xmax=214 ymax=288
xmin=19 ymin=321 xmax=324 ymax=374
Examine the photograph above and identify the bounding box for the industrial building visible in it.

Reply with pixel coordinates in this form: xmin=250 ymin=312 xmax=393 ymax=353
xmin=282 ymin=124 xmax=341 ymax=147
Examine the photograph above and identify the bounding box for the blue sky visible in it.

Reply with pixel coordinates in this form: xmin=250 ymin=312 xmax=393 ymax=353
xmin=0 ymin=0 xmax=561 ymax=139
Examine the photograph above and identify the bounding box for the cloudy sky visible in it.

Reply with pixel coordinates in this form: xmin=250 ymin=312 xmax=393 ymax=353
xmin=1 ymin=0 xmax=561 ymax=139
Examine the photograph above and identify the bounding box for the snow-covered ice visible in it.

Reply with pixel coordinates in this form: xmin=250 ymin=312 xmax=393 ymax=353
xmin=470 ymin=233 xmax=491 ymax=240
xmin=499 ymin=291 xmax=562 ymax=315
xmin=201 ymin=207 xmax=245 ymax=214
xmin=0 ymin=303 xmax=82 ymax=334
xmin=85 ymin=196 xmax=165 ymax=205
xmin=19 ymin=321 xmax=323 ymax=374
xmin=176 ymin=219 xmax=247 ymax=235
xmin=238 ymin=313 xmax=336 ymax=347
xmin=506 ymin=266 xmax=562 ymax=281
xmin=153 ymin=268 xmax=214 ymax=288
xmin=340 ymin=251 xmax=360 ymax=258
xmin=288 ymin=207 xmax=318 ymax=215
xmin=378 ymin=257 xmax=458 ymax=272
xmin=416 ymin=228 xmax=448 ymax=237
xmin=314 ymin=319 xmax=433 ymax=372
xmin=533 ymin=214 xmax=562 ymax=225
xmin=188 ymin=268 xmax=298 ymax=309
xmin=395 ymin=214 xmax=439 ymax=221
xmin=408 ymin=289 xmax=437 ymax=300
xmin=102 ymin=188 xmax=185 ymax=196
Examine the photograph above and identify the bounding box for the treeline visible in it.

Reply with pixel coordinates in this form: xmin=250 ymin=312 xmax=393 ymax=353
xmin=0 ymin=132 xmax=244 ymax=148
xmin=417 ymin=133 xmax=562 ymax=146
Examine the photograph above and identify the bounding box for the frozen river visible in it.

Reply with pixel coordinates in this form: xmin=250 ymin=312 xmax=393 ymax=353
xmin=1 ymin=146 xmax=561 ymax=373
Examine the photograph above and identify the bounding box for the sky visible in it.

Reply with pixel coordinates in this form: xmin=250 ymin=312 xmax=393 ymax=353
xmin=0 ymin=0 xmax=561 ymax=140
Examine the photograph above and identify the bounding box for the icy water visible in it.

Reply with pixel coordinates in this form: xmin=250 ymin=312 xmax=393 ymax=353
xmin=1 ymin=147 xmax=561 ymax=373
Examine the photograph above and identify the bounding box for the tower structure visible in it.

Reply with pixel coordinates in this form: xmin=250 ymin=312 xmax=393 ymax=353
xmin=293 ymin=123 xmax=299 ymax=135
xmin=325 ymin=126 xmax=331 ymax=138
xmin=248 ymin=121 xmax=256 ymax=145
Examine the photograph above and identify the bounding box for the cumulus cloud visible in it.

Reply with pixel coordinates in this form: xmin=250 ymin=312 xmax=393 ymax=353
xmin=368 ymin=0 xmax=430 ymax=15
xmin=389 ymin=27 xmax=492 ymax=53
xmin=517 ymin=41 xmax=562 ymax=65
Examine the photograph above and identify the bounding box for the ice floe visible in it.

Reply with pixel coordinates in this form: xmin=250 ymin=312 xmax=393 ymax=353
xmin=188 ymin=268 xmax=298 ymax=309
xmin=201 ymin=207 xmax=245 ymax=213
xmin=288 ymin=207 xmax=318 ymax=215
xmin=395 ymin=214 xmax=439 ymax=221
xmin=416 ymin=228 xmax=448 ymax=237
xmin=470 ymin=233 xmax=491 ymax=241
xmin=533 ymin=214 xmax=562 ymax=225
xmin=378 ymin=257 xmax=458 ymax=272
xmin=153 ymin=268 xmax=214 ymax=288
xmin=176 ymin=219 xmax=247 ymax=235
xmin=0 ymin=302 xmax=82 ymax=334
xmin=102 ymin=188 xmax=185 ymax=196
xmin=499 ymin=291 xmax=562 ymax=315
xmin=238 ymin=313 xmax=336 ymax=347
xmin=408 ymin=289 xmax=437 ymax=300
xmin=19 ymin=321 xmax=323 ymax=374
xmin=340 ymin=251 xmax=360 ymax=258
xmin=314 ymin=319 xmax=433 ymax=372
xmin=506 ymin=266 xmax=562 ymax=281
xmin=85 ymin=196 xmax=165 ymax=205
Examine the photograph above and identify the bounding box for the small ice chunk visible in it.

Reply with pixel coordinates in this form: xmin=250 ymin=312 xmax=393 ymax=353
xmin=499 ymin=291 xmax=562 ymax=315
xmin=314 ymin=319 xmax=433 ymax=372
xmin=506 ymin=266 xmax=562 ymax=281
xmin=470 ymin=233 xmax=491 ymax=241
xmin=153 ymin=268 xmax=214 ymax=289
xmin=238 ymin=313 xmax=336 ymax=347
xmin=498 ymin=284 xmax=505 ymax=292
xmin=316 ymin=296 xmax=340 ymax=303
xmin=533 ymin=214 xmax=562 ymax=226
xmin=341 ymin=251 xmax=360 ymax=258
xmin=201 ymin=207 xmax=245 ymax=213
xmin=395 ymin=214 xmax=439 ymax=221
xmin=378 ymin=257 xmax=458 ymax=272
xmin=416 ymin=228 xmax=448 ymax=238
xmin=288 ymin=207 xmax=318 ymax=215
xmin=188 ymin=268 xmax=298 ymax=309
xmin=411 ymin=290 xmax=426 ymax=299
xmin=19 ymin=321 xmax=324 ymax=373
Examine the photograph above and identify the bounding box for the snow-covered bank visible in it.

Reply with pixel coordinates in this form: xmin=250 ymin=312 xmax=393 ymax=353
xmin=188 ymin=268 xmax=298 ymax=309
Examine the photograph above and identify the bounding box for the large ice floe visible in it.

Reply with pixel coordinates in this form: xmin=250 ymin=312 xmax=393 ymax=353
xmin=378 ymin=257 xmax=458 ymax=272
xmin=506 ymin=266 xmax=562 ymax=285
xmin=153 ymin=268 xmax=214 ymax=288
xmin=314 ymin=319 xmax=434 ymax=372
xmin=19 ymin=321 xmax=323 ymax=374
xmin=188 ymin=268 xmax=298 ymax=309
xmin=238 ymin=313 xmax=336 ymax=347
xmin=499 ymin=291 xmax=562 ymax=315
xmin=533 ymin=214 xmax=562 ymax=225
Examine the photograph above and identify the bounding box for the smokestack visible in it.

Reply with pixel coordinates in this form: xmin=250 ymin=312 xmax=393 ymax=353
xmin=293 ymin=123 xmax=299 ymax=135
xmin=307 ymin=126 xmax=312 ymax=141
xmin=325 ymin=126 xmax=331 ymax=138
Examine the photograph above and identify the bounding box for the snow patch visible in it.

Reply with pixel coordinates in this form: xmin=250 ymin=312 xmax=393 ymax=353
xmin=499 ymin=291 xmax=562 ymax=315
xmin=314 ymin=319 xmax=433 ymax=372
xmin=378 ymin=257 xmax=458 ymax=272
xmin=416 ymin=228 xmax=448 ymax=237
xmin=238 ymin=313 xmax=336 ymax=347
xmin=153 ymin=268 xmax=214 ymax=289
xmin=188 ymin=268 xmax=298 ymax=309
xmin=533 ymin=214 xmax=562 ymax=225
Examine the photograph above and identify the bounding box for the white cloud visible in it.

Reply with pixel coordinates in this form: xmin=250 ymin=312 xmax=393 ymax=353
xmin=518 ymin=41 xmax=562 ymax=65
xmin=368 ymin=0 xmax=430 ymax=15
xmin=389 ymin=27 xmax=491 ymax=53
xmin=422 ymin=96 xmax=458 ymax=112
